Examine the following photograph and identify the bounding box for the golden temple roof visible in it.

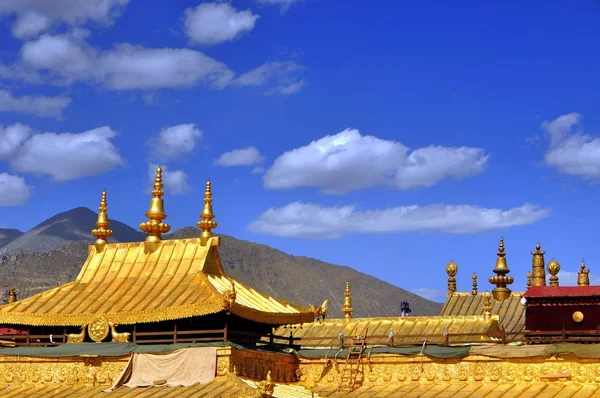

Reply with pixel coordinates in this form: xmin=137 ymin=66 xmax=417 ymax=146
xmin=440 ymin=292 xmax=525 ymax=335
xmin=275 ymin=315 xmax=502 ymax=347
xmin=0 ymin=236 xmax=313 ymax=326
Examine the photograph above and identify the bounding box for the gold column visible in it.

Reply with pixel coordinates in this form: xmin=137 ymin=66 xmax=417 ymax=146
xmin=446 ymin=261 xmax=458 ymax=296
xmin=547 ymin=259 xmax=560 ymax=287
xmin=140 ymin=167 xmax=171 ymax=248
xmin=91 ymin=191 xmax=113 ymax=252
xmin=488 ymin=238 xmax=514 ymax=301
xmin=471 ymin=273 xmax=478 ymax=295
xmin=341 ymin=282 xmax=354 ymax=320
xmin=578 ymin=261 xmax=590 ymax=286
xmin=198 ymin=180 xmax=218 ymax=246
xmin=531 ymin=243 xmax=547 ymax=286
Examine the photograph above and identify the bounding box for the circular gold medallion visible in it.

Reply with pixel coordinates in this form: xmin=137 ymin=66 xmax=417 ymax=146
xmin=88 ymin=316 xmax=109 ymax=342
xmin=572 ymin=311 xmax=584 ymax=323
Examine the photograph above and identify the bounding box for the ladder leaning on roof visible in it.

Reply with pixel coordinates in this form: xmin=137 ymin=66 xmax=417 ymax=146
xmin=337 ymin=328 xmax=368 ymax=391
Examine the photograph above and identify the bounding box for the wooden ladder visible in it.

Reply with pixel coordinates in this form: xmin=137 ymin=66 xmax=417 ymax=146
xmin=337 ymin=329 xmax=367 ymax=391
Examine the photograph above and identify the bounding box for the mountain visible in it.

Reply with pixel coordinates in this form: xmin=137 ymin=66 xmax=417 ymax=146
xmin=0 ymin=209 xmax=442 ymax=316
xmin=0 ymin=229 xmax=23 ymax=248
xmin=0 ymin=207 xmax=145 ymax=254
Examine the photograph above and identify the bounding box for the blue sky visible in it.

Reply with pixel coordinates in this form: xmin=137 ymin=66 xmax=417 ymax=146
xmin=1 ymin=1 xmax=600 ymax=302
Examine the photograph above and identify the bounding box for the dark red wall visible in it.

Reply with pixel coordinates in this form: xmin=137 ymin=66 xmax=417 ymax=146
xmin=526 ymin=302 xmax=600 ymax=331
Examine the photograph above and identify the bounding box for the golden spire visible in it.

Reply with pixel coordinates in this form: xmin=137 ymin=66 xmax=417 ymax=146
xmin=578 ymin=261 xmax=590 ymax=287
xmin=341 ymin=282 xmax=354 ymax=320
xmin=197 ymin=180 xmax=218 ymax=246
xmin=91 ymin=191 xmax=113 ymax=251
xmin=482 ymin=292 xmax=492 ymax=319
xmin=139 ymin=166 xmax=171 ymax=246
xmin=7 ymin=287 xmax=17 ymax=304
xmin=471 ymin=273 xmax=478 ymax=295
xmin=446 ymin=261 xmax=458 ymax=296
xmin=488 ymin=237 xmax=514 ymax=301
xmin=547 ymin=259 xmax=560 ymax=287
xmin=526 ymin=272 xmax=532 ymax=290
xmin=531 ymin=243 xmax=547 ymax=286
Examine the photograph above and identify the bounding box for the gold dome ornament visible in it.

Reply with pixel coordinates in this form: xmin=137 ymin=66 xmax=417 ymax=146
xmin=547 ymin=259 xmax=561 ymax=287
xmin=88 ymin=315 xmax=110 ymax=342
xmin=573 ymin=311 xmax=584 ymax=323
xmin=446 ymin=261 xmax=458 ymax=296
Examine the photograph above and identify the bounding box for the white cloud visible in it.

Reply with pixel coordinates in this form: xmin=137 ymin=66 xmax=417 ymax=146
xmin=0 ymin=0 xmax=130 ymax=38
xmin=0 ymin=90 xmax=71 ymax=119
xmin=252 ymin=166 xmax=265 ymax=174
xmin=0 ymin=173 xmax=31 ymax=206
xmin=411 ymin=288 xmax=444 ymax=302
xmin=558 ymin=270 xmax=600 ymax=286
xmin=0 ymin=124 xmax=33 ymax=160
xmin=235 ymin=61 xmax=299 ymax=86
xmin=256 ymin=0 xmax=301 ymax=13
xmin=266 ymin=79 xmax=305 ymax=95
xmin=10 ymin=126 xmax=124 ymax=180
xmin=147 ymin=164 xmax=189 ymax=195
xmin=151 ymin=124 xmax=202 ymax=160
xmin=17 ymin=34 xmax=236 ymax=90
xmin=214 ymin=147 xmax=265 ymax=166
xmin=263 ymin=128 xmax=489 ymax=194
xmin=542 ymin=113 xmax=600 ymax=179
xmin=184 ymin=2 xmax=259 ymax=46
xmin=249 ymin=202 xmax=549 ymax=239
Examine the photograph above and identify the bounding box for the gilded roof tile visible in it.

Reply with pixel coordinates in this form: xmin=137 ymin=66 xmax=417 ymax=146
xmin=439 ymin=292 xmax=525 ymax=335
xmin=274 ymin=315 xmax=501 ymax=347
xmin=0 ymin=237 xmax=313 ymax=326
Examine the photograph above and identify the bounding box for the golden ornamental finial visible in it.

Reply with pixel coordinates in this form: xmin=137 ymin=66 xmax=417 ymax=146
xmin=197 ymin=180 xmax=218 ymax=246
xmin=526 ymin=272 xmax=532 ymax=290
xmin=446 ymin=261 xmax=458 ymax=296
xmin=531 ymin=243 xmax=547 ymax=287
xmin=139 ymin=166 xmax=170 ymax=246
xmin=341 ymin=282 xmax=354 ymax=320
xmin=578 ymin=261 xmax=590 ymax=287
xmin=547 ymin=259 xmax=560 ymax=287
xmin=482 ymin=292 xmax=492 ymax=319
xmin=472 ymin=273 xmax=478 ymax=295
xmin=488 ymin=237 xmax=513 ymax=301
xmin=91 ymin=191 xmax=113 ymax=251
xmin=7 ymin=287 xmax=17 ymax=304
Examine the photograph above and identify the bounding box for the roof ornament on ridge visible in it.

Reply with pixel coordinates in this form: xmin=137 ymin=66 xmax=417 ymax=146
xmin=547 ymin=259 xmax=560 ymax=287
xmin=341 ymin=282 xmax=354 ymax=320
xmin=526 ymin=272 xmax=532 ymax=290
xmin=198 ymin=180 xmax=218 ymax=246
xmin=488 ymin=237 xmax=513 ymax=301
xmin=530 ymin=243 xmax=547 ymax=286
xmin=91 ymin=191 xmax=113 ymax=252
xmin=446 ymin=261 xmax=458 ymax=296
xmin=139 ymin=166 xmax=171 ymax=250
xmin=472 ymin=273 xmax=478 ymax=295
xmin=578 ymin=261 xmax=590 ymax=286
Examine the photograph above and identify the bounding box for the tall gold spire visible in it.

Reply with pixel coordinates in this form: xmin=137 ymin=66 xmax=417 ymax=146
xmin=547 ymin=259 xmax=560 ymax=287
xmin=531 ymin=243 xmax=547 ymax=286
xmin=341 ymin=282 xmax=354 ymax=320
xmin=578 ymin=261 xmax=590 ymax=286
xmin=140 ymin=166 xmax=170 ymax=246
xmin=488 ymin=238 xmax=513 ymax=301
xmin=471 ymin=273 xmax=478 ymax=295
xmin=446 ymin=261 xmax=458 ymax=296
xmin=91 ymin=191 xmax=113 ymax=251
xmin=197 ymin=180 xmax=218 ymax=246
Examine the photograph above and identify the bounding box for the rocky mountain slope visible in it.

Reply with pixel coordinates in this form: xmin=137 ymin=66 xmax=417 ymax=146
xmin=0 ymin=210 xmax=443 ymax=317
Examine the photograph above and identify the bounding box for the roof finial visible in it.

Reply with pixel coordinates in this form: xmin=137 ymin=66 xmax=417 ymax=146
xmin=140 ymin=166 xmax=170 ymax=247
xmin=7 ymin=287 xmax=17 ymax=304
xmin=578 ymin=260 xmax=590 ymax=287
xmin=91 ymin=191 xmax=113 ymax=251
xmin=526 ymin=272 xmax=532 ymax=290
xmin=197 ymin=180 xmax=218 ymax=246
xmin=482 ymin=292 xmax=492 ymax=319
xmin=531 ymin=243 xmax=547 ymax=286
xmin=341 ymin=282 xmax=354 ymax=320
xmin=472 ymin=273 xmax=478 ymax=295
xmin=547 ymin=259 xmax=560 ymax=287
xmin=488 ymin=237 xmax=513 ymax=301
xmin=446 ymin=261 xmax=458 ymax=296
